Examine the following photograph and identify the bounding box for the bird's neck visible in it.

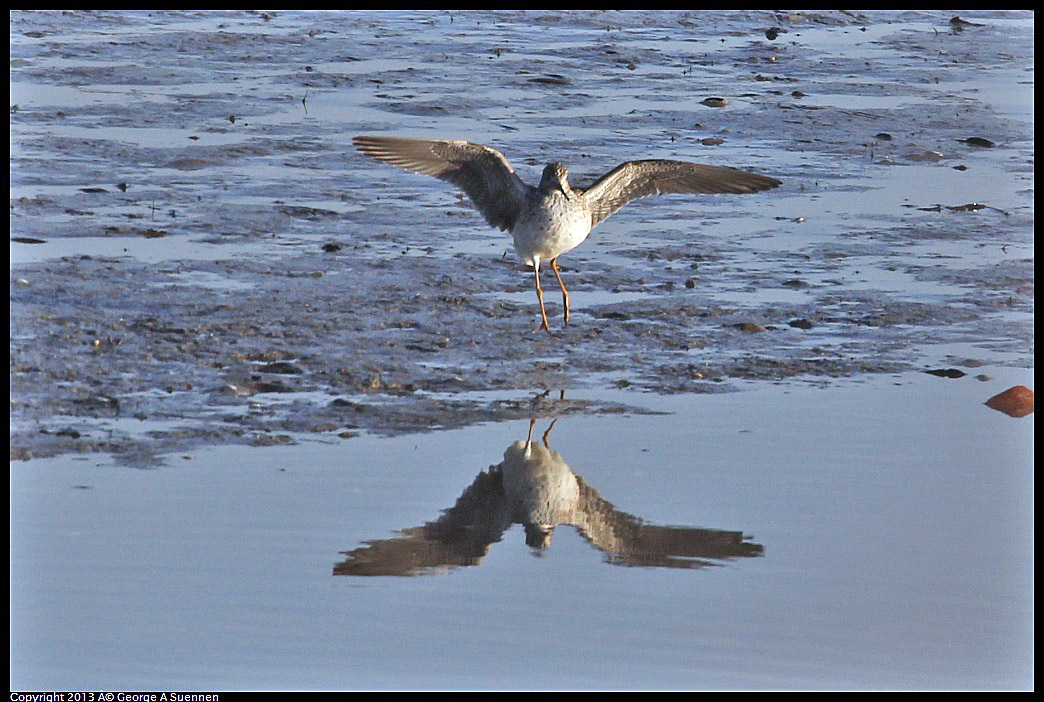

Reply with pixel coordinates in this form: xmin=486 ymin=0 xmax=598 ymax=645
xmin=547 ymin=180 xmax=573 ymax=200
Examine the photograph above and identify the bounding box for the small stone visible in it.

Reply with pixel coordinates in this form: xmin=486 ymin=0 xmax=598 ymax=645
xmin=984 ymin=386 xmax=1033 ymax=418
xmin=924 ymin=368 xmax=965 ymax=378
xmin=960 ymin=137 xmax=995 ymax=148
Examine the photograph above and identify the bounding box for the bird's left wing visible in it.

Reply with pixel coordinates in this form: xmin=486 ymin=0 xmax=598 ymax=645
xmin=579 ymin=159 xmax=781 ymax=229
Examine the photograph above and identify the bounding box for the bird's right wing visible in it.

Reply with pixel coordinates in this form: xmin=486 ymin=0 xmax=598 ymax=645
xmin=353 ymin=136 xmax=533 ymax=231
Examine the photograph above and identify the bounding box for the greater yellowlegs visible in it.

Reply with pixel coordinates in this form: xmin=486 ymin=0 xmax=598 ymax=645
xmin=353 ymin=136 xmax=781 ymax=333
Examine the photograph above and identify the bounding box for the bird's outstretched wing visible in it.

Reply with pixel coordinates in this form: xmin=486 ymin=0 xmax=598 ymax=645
xmin=580 ymin=159 xmax=781 ymax=229
xmin=571 ymin=474 xmax=765 ymax=569
xmin=353 ymin=136 xmax=534 ymax=232
xmin=333 ymin=468 xmax=512 ymax=577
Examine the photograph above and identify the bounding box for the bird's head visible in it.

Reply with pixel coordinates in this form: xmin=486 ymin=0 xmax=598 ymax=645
xmin=524 ymin=522 xmax=555 ymax=549
xmin=540 ymin=162 xmax=571 ymax=199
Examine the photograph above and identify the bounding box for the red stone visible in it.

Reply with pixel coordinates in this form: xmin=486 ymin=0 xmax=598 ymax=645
xmin=985 ymin=386 xmax=1034 ymax=418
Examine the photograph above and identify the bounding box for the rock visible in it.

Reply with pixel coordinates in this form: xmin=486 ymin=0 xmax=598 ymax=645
xmin=259 ymin=361 xmax=303 ymax=374
xmin=906 ymin=150 xmax=944 ymax=162
xmin=924 ymin=368 xmax=965 ymax=378
xmin=254 ymin=433 xmax=293 ymax=446
xmin=984 ymin=386 xmax=1033 ymax=418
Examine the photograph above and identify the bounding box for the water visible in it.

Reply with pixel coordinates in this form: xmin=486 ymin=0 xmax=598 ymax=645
xmin=10 ymin=370 xmax=1033 ymax=690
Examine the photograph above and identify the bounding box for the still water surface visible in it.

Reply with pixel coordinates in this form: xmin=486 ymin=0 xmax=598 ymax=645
xmin=11 ymin=370 xmax=1033 ymax=690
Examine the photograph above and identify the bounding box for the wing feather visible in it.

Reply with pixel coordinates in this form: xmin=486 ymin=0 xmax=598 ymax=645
xmin=580 ymin=159 xmax=781 ymax=228
xmin=353 ymin=136 xmax=533 ymax=231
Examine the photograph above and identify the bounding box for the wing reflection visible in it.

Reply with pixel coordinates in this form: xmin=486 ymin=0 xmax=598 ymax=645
xmin=334 ymin=419 xmax=763 ymax=576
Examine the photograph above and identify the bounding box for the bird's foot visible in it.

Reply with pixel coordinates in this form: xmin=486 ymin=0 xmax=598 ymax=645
xmin=533 ymin=319 xmax=554 ymax=335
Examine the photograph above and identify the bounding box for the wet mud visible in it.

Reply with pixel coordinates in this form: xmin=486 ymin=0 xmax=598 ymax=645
xmin=10 ymin=11 xmax=1034 ymax=464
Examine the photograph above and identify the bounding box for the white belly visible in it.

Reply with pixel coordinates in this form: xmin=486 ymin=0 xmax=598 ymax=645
xmin=501 ymin=441 xmax=582 ymax=527
xmin=511 ymin=193 xmax=592 ymax=266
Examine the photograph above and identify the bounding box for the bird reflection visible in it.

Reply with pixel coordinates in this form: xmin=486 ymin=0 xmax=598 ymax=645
xmin=334 ymin=419 xmax=763 ymax=576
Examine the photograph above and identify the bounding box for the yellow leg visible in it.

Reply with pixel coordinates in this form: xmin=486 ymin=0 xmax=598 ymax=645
xmin=533 ymin=261 xmax=552 ymax=334
xmin=541 ymin=417 xmax=559 ymax=447
xmin=550 ymin=258 xmax=570 ymax=325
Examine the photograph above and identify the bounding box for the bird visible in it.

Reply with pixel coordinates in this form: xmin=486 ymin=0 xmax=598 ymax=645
xmin=353 ymin=136 xmax=781 ymax=334
xmin=333 ymin=419 xmax=764 ymax=576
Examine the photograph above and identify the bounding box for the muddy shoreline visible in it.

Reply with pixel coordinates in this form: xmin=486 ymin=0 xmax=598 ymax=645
xmin=10 ymin=11 xmax=1034 ymax=464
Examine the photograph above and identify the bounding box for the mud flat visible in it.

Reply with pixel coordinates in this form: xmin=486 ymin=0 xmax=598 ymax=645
xmin=11 ymin=11 xmax=1033 ymax=464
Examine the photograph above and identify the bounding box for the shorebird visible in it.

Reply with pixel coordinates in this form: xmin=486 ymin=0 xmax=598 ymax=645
xmin=353 ymin=136 xmax=781 ymax=333
xmin=333 ymin=419 xmax=764 ymax=576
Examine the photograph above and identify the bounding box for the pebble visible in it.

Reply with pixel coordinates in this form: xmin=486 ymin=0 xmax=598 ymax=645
xmin=960 ymin=137 xmax=995 ymax=148
xmin=924 ymin=368 xmax=965 ymax=378
xmin=984 ymin=386 xmax=1033 ymax=418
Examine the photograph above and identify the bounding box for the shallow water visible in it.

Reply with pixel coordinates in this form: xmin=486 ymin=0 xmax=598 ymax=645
xmin=9 ymin=9 xmax=1034 ymax=691
xmin=10 ymin=369 xmax=1034 ymax=690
